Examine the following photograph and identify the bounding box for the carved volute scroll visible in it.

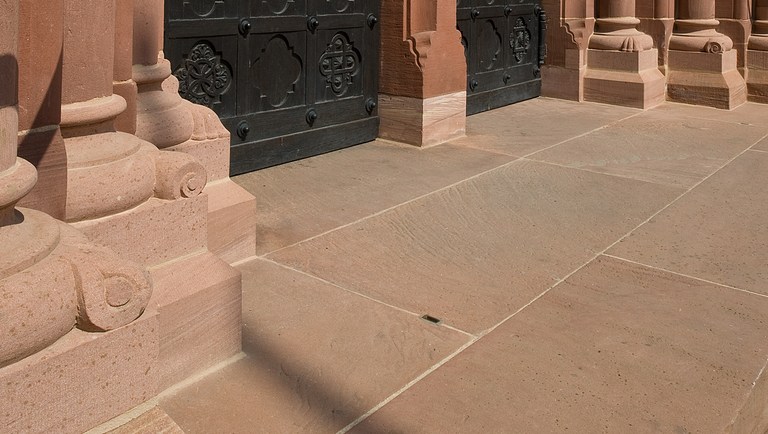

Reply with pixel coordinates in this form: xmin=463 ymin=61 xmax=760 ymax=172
xmin=0 ymin=0 xmax=152 ymax=367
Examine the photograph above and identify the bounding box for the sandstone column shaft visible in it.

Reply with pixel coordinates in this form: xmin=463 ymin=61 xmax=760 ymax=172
xmin=590 ymin=0 xmax=653 ymax=51
xmin=61 ymin=0 xmax=157 ymax=221
xmin=0 ymin=0 xmax=35 ymax=226
xmin=670 ymin=0 xmax=732 ymax=52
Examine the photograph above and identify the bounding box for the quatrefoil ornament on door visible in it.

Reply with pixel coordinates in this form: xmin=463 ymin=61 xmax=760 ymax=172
xmin=319 ymin=33 xmax=360 ymax=96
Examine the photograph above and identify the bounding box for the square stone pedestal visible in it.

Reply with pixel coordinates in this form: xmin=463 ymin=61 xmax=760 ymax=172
xmin=378 ymin=91 xmax=466 ymax=147
xmin=584 ymin=48 xmax=665 ymax=109
xmin=747 ymin=50 xmax=768 ymax=103
xmin=667 ymin=49 xmax=747 ymax=109
xmin=0 ymin=313 xmax=160 ymax=434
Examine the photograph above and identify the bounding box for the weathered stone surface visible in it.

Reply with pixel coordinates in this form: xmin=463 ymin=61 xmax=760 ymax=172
xmin=160 ymin=258 xmax=469 ymax=434
xmin=348 ymin=256 xmax=768 ymax=433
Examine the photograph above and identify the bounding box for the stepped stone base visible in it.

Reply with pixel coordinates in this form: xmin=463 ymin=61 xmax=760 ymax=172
xmin=378 ymin=91 xmax=466 ymax=147
xmin=667 ymin=49 xmax=747 ymax=109
xmin=149 ymin=251 xmax=241 ymax=390
xmin=747 ymin=50 xmax=768 ymax=103
xmin=103 ymin=407 xmax=185 ymax=434
xmin=584 ymin=48 xmax=665 ymax=109
xmin=0 ymin=313 xmax=159 ymax=434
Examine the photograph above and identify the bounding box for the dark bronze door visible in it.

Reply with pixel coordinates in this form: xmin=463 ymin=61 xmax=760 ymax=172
xmin=457 ymin=0 xmax=546 ymax=115
xmin=165 ymin=0 xmax=380 ymax=175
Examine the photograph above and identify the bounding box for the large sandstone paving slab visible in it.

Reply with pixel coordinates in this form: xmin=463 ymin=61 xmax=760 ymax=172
xmin=233 ymin=139 xmax=515 ymax=255
xmin=159 ymin=258 xmax=470 ymax=434
xmin=267 ymin=160 xmax=683 ymax=335
xmin=751 ymin=137 xmax=768 ymax=152
xmin=608 ymin=150 xmax=768 ymax=294
xmin=450 ymin=97 xmax=640 ymax=157
xmin=347 ymin=256 xmax=768 ymax=434
xmin=529 ymin=108 xmax=768 ymax=189
xmin=651 ymin=101 xmax=768 ymax=127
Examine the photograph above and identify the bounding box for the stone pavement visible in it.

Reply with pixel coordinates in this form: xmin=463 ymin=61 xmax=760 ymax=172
xmin=158 ymin=98 xmax=768 ymax=433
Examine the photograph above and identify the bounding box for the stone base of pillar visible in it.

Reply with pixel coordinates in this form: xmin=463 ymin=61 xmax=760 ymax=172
xmin=584 ymin=48 xmax=665 ymax=109
xmin=541 ymin=65 xmax=585 ymax=101
xmin=378 ymin=91 xmax=466 ymax=147
xmin=746 ymin=50 xmax=768 ymax=103
xmin=666 ymin=49 xmax=747 ymax=109
xmin=163 ymin=101 xmax=257 ymax=264
xmin=541 ymin=48 xmax=587 ymax=101
xmin=71 ymin=197 xmax=242 ymax=391
xmin=17 ymin=128 xmax=67 ymax=219
xmin=204 ymin=180 xmax=257 ymax=264
xmin=0 ymin=311 xmax=160 ymax=434
xmin=113 ymin=80 xmax=138 ymax=134
xmin=148 ymin=251 xmax=241 ymax=391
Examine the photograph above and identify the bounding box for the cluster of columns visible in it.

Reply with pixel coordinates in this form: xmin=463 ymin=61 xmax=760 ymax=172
xmin=542 ymin=0 xmax=763 ymax=109
xmin=1 ymin=0 xmax=254 ymax=433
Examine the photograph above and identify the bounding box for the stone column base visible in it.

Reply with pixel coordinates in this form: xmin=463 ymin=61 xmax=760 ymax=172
xmin=0 ymin=311 xmax=160 ymax=434
xmin=542 ymin=65 xmax=585 ymax=101
xmin=584 ymin=48 xmax=665 ymax=109
xmin=746 ymin=50 xmax=768 ymax=103
xmin=667 ymin=49 xmax=747 ymax=109
xmin=72 ymin=197 xmax=243 ymax=391
xmin=378 ymin=91 xmax=466 ymax=147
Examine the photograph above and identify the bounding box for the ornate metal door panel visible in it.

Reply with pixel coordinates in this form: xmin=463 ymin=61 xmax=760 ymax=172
xmin=458 ymin=0 xmax=546 ymax=115
xmin=165 ymin=0 xmax=379 ymax=174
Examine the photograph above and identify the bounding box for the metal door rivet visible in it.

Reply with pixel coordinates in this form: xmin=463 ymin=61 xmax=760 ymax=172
xmin=239 ymin=19 xmax=251 ymax=35
xmin=308 ymin=16 xmax=319 ymax=32
xmin=305 ymin=109 xmax=318 ymax=125
xmin=236 ymin=121 xmax=250 ymax=139
xmin=367 ymin=14 xmax=378 ymax=28
xmin=365 ymin=98 xmax=377 ymax=113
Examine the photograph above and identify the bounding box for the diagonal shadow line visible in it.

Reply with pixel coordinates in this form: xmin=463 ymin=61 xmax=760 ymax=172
xmin=16 ymin=48 xmax=67 ymax=219
xmin=166 ymin=323 xmax=412 ymax=434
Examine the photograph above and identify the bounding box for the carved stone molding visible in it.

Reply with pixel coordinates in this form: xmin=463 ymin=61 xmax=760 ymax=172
xmin=1 ymin=209 xmax=154 ymax=366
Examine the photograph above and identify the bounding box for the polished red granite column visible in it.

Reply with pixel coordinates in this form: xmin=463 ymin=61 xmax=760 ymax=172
xmin=584 ymin=0 xmax=665 ymax=107
xmin=378 ymin=0 xmax=467 ymax=147
xmin=666 ymin=0 xmax=747 ymax=108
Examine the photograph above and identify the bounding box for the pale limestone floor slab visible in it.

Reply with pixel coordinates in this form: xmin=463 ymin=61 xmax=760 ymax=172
xmin=160 ymin=98 xmax=768 ymax=433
